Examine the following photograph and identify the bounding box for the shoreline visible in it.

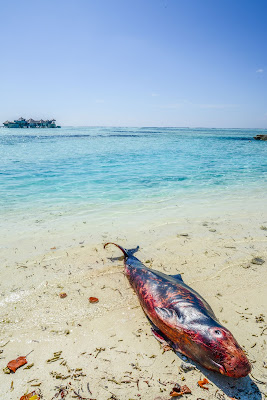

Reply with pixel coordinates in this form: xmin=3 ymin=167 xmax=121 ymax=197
xmin=1 ymin=182 xmax=267 ymax=265
xmin=1 ymin=209 xmax=267 ymax=399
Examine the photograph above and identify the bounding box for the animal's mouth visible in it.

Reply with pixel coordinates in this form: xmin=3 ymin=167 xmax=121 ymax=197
xmin=210 ymin=359 xmax=227 ymax=375
xmin=219 ymin=364 xmax=227 ymax=375
xmin=211 ymin=357 xmax=251 ymax=378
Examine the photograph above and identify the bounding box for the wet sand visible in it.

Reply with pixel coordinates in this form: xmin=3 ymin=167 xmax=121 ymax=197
xmin=1 ymin=211 xmax=267 ymax=399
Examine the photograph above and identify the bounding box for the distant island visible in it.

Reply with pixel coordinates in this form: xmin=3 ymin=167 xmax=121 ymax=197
xmin=3 ymin=117 xmax=61 ymax=128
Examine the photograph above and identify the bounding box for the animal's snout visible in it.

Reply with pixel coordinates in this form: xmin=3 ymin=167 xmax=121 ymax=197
xmin=225 ymin=354 xmax=251 ymax=378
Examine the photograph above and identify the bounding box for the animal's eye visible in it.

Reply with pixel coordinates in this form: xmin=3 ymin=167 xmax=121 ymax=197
xmin=213 ymin=329 xmax=224 ymax=337
xmin=210 ymin=327 xmax=224 ymax=337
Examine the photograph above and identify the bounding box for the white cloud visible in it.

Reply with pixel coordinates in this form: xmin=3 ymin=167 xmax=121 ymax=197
xmin=198 ymin=103 xmax=239 ymax=109
xmin=156 ymin=101 xmax=238 ymax=110
xmin=151 ymin=93 xmax=159 ymax=97
xmin=156 ymin=103 xmax=183 ymax=109
xmin=256 ymin=69 xmax=264 ymax=73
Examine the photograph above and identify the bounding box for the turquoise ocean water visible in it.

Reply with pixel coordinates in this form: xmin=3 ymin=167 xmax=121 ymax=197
xmin=1 ymin=127 xmax=267 ymax=248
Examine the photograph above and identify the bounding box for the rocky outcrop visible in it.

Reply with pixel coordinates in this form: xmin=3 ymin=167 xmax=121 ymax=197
xmin=254 ymin=134 xmax=267 ymax=141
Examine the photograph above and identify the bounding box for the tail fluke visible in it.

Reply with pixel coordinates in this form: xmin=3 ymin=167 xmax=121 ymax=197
xmin=104 ymin=242 xmax=130 ymax=259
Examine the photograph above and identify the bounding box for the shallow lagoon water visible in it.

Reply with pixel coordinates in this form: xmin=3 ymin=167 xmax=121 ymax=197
xmin=1 ymin=127 xmax=267 ymax=207
xmin=1 ymin=126 xmax=267 ymax=257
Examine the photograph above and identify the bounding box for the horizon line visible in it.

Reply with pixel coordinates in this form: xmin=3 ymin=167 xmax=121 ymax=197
xmin=1 ymin=124 xmax=266 ymax=130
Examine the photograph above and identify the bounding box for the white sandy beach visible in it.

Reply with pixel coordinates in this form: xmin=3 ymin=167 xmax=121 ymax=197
xmin=1 ymin=201 xmax=267 ymax=400
xmin=1 ymin=0 xmax=267 ymax=397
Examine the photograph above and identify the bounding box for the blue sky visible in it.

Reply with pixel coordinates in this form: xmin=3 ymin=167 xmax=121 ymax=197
xmin=0 ymin=0 xmax=266 ymax=127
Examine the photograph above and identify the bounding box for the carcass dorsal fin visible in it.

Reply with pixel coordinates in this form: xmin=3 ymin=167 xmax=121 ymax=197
xmin=170 ymin=273 xmax=184 ymax=282
xmin=155 ymin=307 xmax=180 ymax=327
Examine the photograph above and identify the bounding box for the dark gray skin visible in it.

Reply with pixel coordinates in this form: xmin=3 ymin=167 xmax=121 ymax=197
xmin=104 ymin=243 xmax=251 ymax=378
